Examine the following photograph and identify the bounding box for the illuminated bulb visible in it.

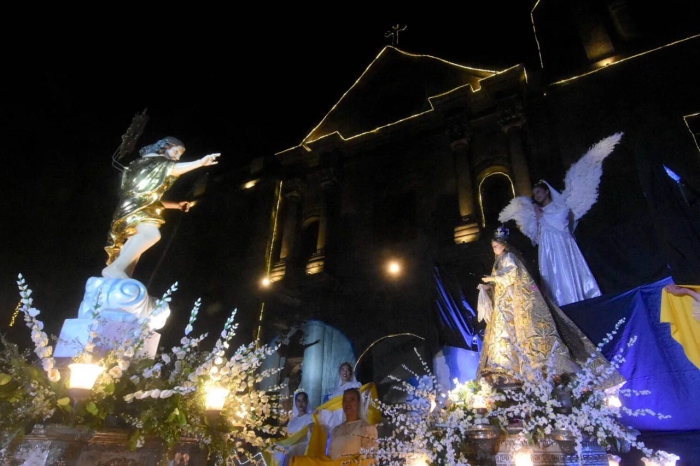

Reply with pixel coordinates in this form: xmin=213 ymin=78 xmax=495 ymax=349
xmin=608 ymin=454 xmax=621 ymax=466
xmin=407 ymin=453 xmax=430 ymax=466
xmin=473 ymin=395 xmax=487 ymax=410
xmin=513 ymin=445 xmax=533 ymax=466
xmin=261 ymin=277 xmax=271 ymax=287
xmin=68 ymin=363 xmax=104 ymax=390
xmin=430 ymin=398 xmax=437 ymax=413
xmin=387 ymin=261 xmax=401 ymax=275
xmin=243 ymin=180 xmax=258 ymax=189
xmin=205 ymin=387 xmax=230 ymax=411
xmin=606 ymin=395 xmax=621 ymax=408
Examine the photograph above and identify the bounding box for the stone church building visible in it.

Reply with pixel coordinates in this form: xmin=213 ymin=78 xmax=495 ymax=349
xmin=224 ymin=0 xmax=700 ymax=405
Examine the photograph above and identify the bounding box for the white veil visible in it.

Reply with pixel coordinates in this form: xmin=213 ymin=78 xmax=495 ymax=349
xmin=292 ymin=389 xmax=312 ymax=418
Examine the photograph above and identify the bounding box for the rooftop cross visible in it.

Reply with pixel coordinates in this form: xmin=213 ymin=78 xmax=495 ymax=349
xmin=384 ymin=24 xmax=407 ymax=46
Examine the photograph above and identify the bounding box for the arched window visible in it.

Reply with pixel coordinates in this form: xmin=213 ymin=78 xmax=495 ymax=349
xmin=478 ymin=172 xmax=515 ymax=228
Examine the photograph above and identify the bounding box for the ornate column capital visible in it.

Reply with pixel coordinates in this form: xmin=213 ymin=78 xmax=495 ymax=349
xmin=284 ymin=178 xmax=307 ymax=200
xmin=318 ymin=167 xmax=339 ymax=191
xmin=497 ymin=101 xmax=526 ymax=133
xmin=445 ymin=116 xmax=471 ymax=150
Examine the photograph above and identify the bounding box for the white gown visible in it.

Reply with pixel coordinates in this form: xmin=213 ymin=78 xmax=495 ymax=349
xmin=498 ymin=133 xmax=624 ymax=307
xmin=272 ymin=407 xmax=314 ymax=466
xmin=537 ymin=196 xmax=601 ymax=307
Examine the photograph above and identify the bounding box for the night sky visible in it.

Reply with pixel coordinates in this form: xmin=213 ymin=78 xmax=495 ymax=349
xmin=3 ymin=4 xmax=690 ymax=353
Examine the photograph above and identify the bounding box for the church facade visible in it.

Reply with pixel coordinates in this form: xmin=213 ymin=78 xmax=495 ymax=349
xmin=238 ymin=0 xmax=700 ymax=397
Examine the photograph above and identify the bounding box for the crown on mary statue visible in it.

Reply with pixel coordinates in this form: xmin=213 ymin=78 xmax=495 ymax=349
xmin=493 ymin=225 xmax=510 ymax=240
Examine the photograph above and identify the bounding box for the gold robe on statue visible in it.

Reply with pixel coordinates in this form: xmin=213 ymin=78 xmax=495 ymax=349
xmin=105 ymin=156 xmax=177 ymax=264
xmin=477 ymin=251 xmax=622 ymax=387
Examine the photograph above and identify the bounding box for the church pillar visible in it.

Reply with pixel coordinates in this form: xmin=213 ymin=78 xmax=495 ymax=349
xmin=306 ymin=168 xmax=337 ymax=275
xmin=270 ymin=179 xmax=305 ymax=282
xmin=447 ymin=122 xmax=480 ymax=244
xmin=499 ymin=108 xmax=532 ymax=197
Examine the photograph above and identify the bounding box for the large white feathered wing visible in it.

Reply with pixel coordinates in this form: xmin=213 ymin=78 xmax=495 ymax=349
xmin=498 ymin=196 xmax=538 ymax=244
xmin=562 ymin=132 xmax=623 ymax=221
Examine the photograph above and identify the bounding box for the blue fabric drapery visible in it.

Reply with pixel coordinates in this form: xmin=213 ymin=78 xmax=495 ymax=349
xmin=563 ymin=276 xmax=700 ymax=431
xmin=434 ymin=267 xmax=480 ymax=351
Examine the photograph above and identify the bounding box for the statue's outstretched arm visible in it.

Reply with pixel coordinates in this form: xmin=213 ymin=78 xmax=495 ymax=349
xmin=162 ymin=201 xmax=193 ymax=212
xmin=172 ymin=153 xmax=220 ymax=177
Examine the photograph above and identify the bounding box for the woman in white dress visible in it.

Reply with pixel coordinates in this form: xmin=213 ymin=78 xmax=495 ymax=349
xmin=499 ymin=132 xmax=623 ymax=307
xmin=268 ymin=389 xmax=315 ymax=466
xmin=531 ymin=180 xmax=601 ymax=306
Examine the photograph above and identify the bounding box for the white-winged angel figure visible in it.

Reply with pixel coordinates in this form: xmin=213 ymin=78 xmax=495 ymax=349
xmin=498 ymin=132 xmax=624 ymax=307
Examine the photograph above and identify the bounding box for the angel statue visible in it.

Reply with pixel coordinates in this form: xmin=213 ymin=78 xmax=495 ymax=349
xmin=102 ymin=136 xmax=220 ymax=280
xmin=498 ymin=132 xmax=623 ymax=307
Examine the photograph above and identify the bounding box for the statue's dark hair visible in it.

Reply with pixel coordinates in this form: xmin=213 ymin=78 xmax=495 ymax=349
xmin=139 ymin=136 xmax=185 ymax=156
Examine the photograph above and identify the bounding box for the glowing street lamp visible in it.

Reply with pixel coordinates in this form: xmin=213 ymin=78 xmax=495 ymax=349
xmin=261 ymin=277 xmax=271 ymax=287
xmin=387 ymin=261 xmax=401 ymax=276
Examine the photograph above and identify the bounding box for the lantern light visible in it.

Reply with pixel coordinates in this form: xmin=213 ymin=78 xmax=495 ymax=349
xmin=68 ymin=363 xmax=104 ymax=401
xmin=205 ymin=387 xmax=230 ymax=412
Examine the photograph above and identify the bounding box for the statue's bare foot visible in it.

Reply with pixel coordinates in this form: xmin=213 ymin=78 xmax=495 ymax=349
xmin=102 ymin=264 xmax=129 ymax=280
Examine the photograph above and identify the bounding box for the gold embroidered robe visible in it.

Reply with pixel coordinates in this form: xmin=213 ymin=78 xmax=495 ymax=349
xmin=477 ymin=251 xmax=620 ymax=386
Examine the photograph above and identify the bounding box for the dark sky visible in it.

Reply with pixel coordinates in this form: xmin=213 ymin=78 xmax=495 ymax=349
xmin=0 ymin=5 xmax=548 ymax=351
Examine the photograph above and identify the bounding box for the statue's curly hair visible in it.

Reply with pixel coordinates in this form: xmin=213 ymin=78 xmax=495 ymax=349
xmin=139 ymin=136 xmax=185 ymax=156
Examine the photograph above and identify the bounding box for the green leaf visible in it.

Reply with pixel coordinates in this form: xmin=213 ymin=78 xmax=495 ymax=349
xmin=57 ymin=397 xmax=71 ymax=406
xmin=59 ymin=402 xmax=73 ymax=414
xmin=86 ymin=402 xmax=98 ymax=416
xmin=178 ymin=410 xmax=186 ymax=426
xmin=166 ymin=408 xmax=179 ymax=423
xmin=0 ymin=373 xmax=12 ymax=385
xmin=104 ymin=382 xmax=115 ymax=396
xmin=129 ymin=429 xmax=141 ymax=451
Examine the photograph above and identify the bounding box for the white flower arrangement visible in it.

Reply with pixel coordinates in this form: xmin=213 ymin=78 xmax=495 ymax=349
xmin=0 ymin=274 xmax=287 ymax=465
xmin=486 ymin=318 xmax=675 ymax=462
xmin=369 ymin=316 xmax=680 ymax=465
xmin=368 ymin=349 xmax=473 ymax=466
xmin=17 ymin=275 xmax=59 ymax=383
xmin=642 ymin=450 xmax=681 ymax=465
